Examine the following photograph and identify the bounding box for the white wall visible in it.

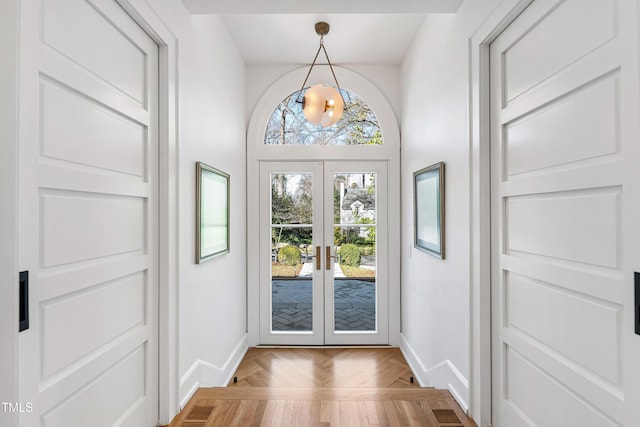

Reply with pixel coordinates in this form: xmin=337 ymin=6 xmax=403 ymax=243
xmin=176 ymin=14 xmax=248 ymax=403
xmin=143 ymin=0 xmax=248 ymax=408
xmin=0 ymin=0 xmax=19 ymax=426
xmin=399 ymin=0 xmax=501 ymax=413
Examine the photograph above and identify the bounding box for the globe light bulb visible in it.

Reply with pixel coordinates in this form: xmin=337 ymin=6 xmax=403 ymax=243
xmin=303 ymin=84 xmax=344 ymax=127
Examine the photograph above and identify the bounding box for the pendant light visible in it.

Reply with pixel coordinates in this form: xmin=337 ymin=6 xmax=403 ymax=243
xmin=296 ymin=22 xmax=345 ymax=127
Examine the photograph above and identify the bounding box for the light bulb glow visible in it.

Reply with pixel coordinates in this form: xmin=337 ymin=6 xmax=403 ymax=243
xmin=302 ymin=84 xmax=344 ymax=127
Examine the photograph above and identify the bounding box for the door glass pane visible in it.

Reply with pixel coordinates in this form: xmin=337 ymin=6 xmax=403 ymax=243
xmin=271 ymin=173 xmax=313 ymax=332
xmin=333 ymin=173 xmax=376 ymax=332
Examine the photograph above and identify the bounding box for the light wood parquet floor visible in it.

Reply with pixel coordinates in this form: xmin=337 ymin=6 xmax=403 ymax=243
xmin=166 ymin=347 xmax=478 ymax=426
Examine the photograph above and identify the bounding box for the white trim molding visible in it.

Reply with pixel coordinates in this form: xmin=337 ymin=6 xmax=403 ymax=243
xmin=115 ymin=1 xmax=181 ymax=423
xmin=179 ymin=334 xmax=249 ymax=409
xmin=401 ymin=334 xmax=470 ymax=413
xmin=468 ymin=1 xmax=534 ymax=426
xmin=0 ymin=1 xmax=19 ymax=426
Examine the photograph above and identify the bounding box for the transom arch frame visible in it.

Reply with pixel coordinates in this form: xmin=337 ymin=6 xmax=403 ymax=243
xmin=247 ymin=66 xmax=400 ymax=160
xmin=246 ymin=66 xmax=401 ymax=347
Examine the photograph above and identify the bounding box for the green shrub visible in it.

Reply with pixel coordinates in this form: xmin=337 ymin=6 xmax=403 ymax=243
xmin=278 ymin=245 xmax=301 ymax=266
xmin=338 ymin=244 xmax=361 ymax=267
xmin=360 ymin=245 xmax=376 ymax=256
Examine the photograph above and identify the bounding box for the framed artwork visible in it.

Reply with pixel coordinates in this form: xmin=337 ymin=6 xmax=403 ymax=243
xmin=196 ymin=162 xmax=230 ymax=263
xmin=414 ymin=162 xmax=445 ymax=259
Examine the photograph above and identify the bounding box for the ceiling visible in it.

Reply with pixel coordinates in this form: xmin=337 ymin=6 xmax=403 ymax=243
xmin=181 ymin=0 xmax=464 ymax=65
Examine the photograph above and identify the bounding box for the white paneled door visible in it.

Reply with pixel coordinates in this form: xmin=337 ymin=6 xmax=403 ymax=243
xmin=18 ymin=0 xmax=159 ymax=426
xmin=491 ymin=0 xmax=640 ymax=426
xmin=259 ymin=162 xmax=389 ymax=345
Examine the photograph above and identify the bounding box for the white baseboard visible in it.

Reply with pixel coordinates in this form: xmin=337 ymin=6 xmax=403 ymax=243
xmin=179 ymin=334 xmax=249 ymax=409
xmin=400 ymin=334 xmax=470 ymax=413
xmin=399 ymin=334 xmax=428 ymax=386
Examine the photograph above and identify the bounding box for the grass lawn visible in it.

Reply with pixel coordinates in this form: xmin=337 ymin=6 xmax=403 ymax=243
xmin=339 ymin=265 xmax=376 ymax=278
xmin=271 ymin=263 xmax=303 ymax=277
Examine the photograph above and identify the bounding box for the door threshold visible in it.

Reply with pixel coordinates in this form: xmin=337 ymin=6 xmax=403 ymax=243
xmin=255 ymin=345 xmax=395 ymax=349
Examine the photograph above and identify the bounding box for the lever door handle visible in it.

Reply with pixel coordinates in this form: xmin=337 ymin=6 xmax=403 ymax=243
xmin=306 ymin=246 xmax=322 ymax=270
xmin=315 ymin=246 xmax=321 ymax=270
xmin=326 ymin=246 xmax=338 ymax=270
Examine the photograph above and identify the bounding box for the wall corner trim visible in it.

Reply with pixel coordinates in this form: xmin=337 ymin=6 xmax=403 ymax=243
xmin=178 ymin=334 xmax=249 ymax=408
xmin=400 ymin=334 xmax=470 ymax=413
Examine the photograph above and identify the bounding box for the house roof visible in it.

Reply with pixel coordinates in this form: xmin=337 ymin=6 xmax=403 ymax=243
xmin=342 ymin=188 xmax=375 ymax=210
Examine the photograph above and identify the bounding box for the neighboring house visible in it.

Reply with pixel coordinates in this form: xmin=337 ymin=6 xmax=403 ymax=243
xmin=340 ymin=188 xmax=376 ymax=237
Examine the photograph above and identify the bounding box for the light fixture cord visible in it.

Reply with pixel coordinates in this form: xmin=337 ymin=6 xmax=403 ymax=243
xmin=296 ymin=35 xmax=350 ymax=106
xmin=295 ymin=37 xmax=324 ymax=103
xmin=321 ymin=37 xmax=341 ymax=89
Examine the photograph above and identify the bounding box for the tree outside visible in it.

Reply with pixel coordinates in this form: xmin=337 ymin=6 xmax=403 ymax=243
xmin=266 ymin=87 xmax=382 ymax=278
xmin=264 ymin=88 xmax=383 ymax=146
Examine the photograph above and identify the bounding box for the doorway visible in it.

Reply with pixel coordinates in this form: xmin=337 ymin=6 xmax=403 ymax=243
xmin=259 ymin=161 xmax=389 ymax=345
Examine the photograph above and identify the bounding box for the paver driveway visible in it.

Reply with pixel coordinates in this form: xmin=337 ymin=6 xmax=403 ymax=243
xmin=271 ymin=279 xmax=375 ymax=331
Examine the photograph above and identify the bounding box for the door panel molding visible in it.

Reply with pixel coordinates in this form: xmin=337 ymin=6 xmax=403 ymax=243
xmin=18 ymin=0 xmax=159 ymax=425
xmin=488 ymin=1 xmax=637 ymax=425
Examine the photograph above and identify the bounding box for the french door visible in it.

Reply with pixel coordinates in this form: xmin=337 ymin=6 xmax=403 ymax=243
xmin=259 ymin=161 xmax=388 ymax=345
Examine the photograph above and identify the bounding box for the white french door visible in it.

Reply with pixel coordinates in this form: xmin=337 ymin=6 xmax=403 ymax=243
xmin=259 ymin=161 xmax=388 ymax=345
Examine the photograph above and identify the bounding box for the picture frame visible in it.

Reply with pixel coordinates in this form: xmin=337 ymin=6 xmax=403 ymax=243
xmin=414 ymin=162 xmax=445 ymax=259
xmin=196 ymin=162 xmax=230 ymax=263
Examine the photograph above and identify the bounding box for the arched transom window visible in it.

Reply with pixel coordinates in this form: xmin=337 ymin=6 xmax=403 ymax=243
xmin=264 ymin=88 xmax=383 ymax=145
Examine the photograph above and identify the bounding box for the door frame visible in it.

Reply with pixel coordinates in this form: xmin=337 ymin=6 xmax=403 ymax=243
xmin=469 ymin=1 xmax=535 ymax=425
xmin=323 ymin=161 xmax=389 ymax=345
xmin=105 ymin=3 xmax=181 ymax=423
xmin=246 ymin=67 xmax=401 ymax=348
xmin=258 ymin=161 xmax=389 ymax=346
xmin=259 ymin=161 xmax=325 ymax=346
xmin=0 ymin=1 xmax=19 ymax=426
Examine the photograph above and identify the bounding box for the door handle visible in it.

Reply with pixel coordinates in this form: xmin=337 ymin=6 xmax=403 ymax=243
xmin=315 ymin=246 xmax=321 ymax=270
xmin=307 ymin=246 xmax=321 ymax=270
xmin=326 ymin=246 xmax=331 ymax=270
xmin=326 ymin=246 xmax=338 ymax=270
xmin=633 ymin=271 xmax=640 ymax=335
xmin=19 ymin=271 xmax=29 ymax=332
